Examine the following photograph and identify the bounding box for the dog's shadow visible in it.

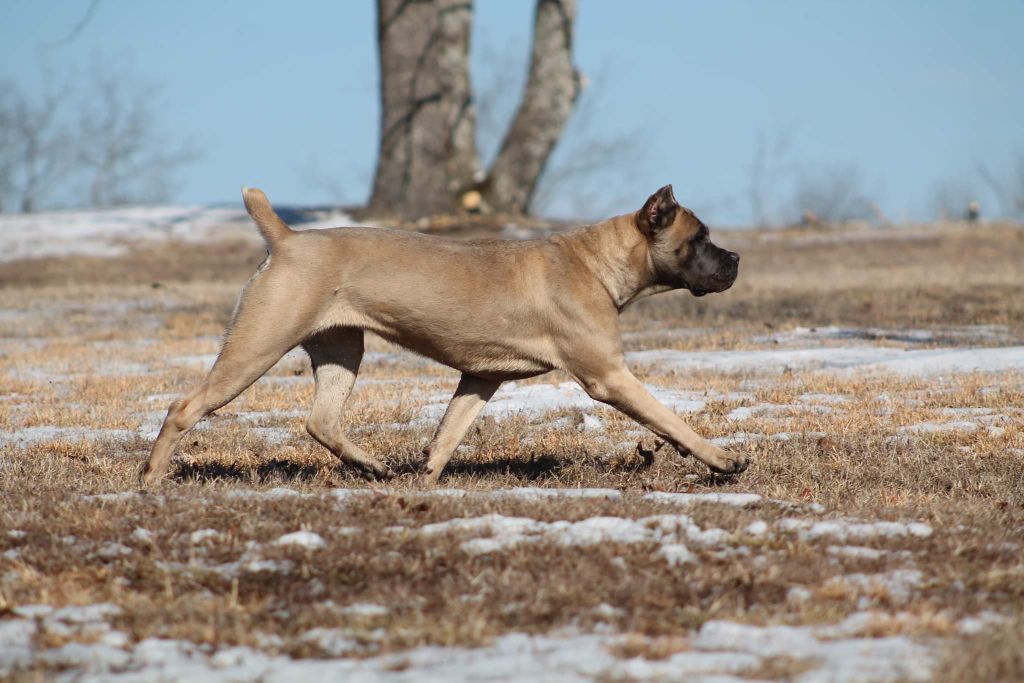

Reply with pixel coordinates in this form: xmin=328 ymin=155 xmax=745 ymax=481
xmin=391 ymin=454 xmax=564 ymax=481
xmin=171 ymin=453 xmax=738 ymax=489
xmin=171 ymin=459 xmax=323 ymax=484
xmin=172 ymin=454 xmax=567 ymax=485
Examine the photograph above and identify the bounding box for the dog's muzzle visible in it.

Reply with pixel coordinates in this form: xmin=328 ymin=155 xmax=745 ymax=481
xmin=688 ymin=251 xmax=739 ymax=297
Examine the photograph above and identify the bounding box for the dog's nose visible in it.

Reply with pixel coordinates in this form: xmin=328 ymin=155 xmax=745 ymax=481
xmin=728 ymin=252 xmax=740 ymax=264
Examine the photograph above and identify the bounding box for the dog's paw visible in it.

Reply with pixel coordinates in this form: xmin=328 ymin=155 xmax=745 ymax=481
xmin=137 ymin=461 xmax=162 ymax=488
xmin=360 ymin=462 xmax=395 ymax=481
xmin=707 ymin=449 xmax=749 ymax=476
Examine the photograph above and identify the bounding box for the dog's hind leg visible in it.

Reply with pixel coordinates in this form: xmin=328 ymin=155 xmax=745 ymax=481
xmin=422 ymin=374 xmax=502 ymax=483
xmin=303 ymin=328 xmax=393 ymax=480
xmin=140 ymin=263 xmax=318 ymax=487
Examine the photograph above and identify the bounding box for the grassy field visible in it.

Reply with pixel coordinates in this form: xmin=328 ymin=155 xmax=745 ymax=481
xmin=1 ymin=216 xmax=1022 ymax=681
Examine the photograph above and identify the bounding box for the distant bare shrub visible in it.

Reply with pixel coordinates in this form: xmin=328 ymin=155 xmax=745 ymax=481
xmin=0 ymin=77 xmax=74 ymax=213
xmin=0 ymin=60 xmax=199 ymax=213
xmin=787 ymin=163 xmax=876 ymax=225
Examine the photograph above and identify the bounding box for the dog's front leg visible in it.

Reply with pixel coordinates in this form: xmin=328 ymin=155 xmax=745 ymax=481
xmin=423 ymin=374 xmax=502 ymax=483
xmin=575 ymin=366 xmax=748 ymax=475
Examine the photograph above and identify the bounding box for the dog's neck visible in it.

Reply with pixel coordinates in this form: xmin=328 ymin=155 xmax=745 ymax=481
xmin=556 ymin=214 xmax=670 ymax=311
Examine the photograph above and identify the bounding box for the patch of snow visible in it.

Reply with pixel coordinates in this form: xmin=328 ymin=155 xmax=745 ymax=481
xmin=485 ymin=487 xmax=622 ymax=502
xmin=241 ymin=559 xmax=294 ymax=574
xmin=338 ymin=603 xmax=389 ymax=617
xmin=800 ymin=392 xmax=850 ymax=404
xmin=225 ymin=486 xmax=304 ymax=500
xmin=130 ymin=528 xmax=153 ymax=543
xmin=0 ymin=599 xmax=945 ymax=683
xmin=756 ymin=324 xmax=1012 ymax=346
xmin=826 ymin=570 xmax=924 ymax=606
xmin=726 ymin=403 xmax=797 ymax=421
xmin=248 ymin=426 xmax=294 ymax=445
xmin=418 ymin=512 xmax=726 ymax=560
xmin=710 ymin=432 xmax=764 ymax=446
xmin=628 ymin=345 xmax=1024 ymax=377
xmin=899 ymin=420 xmax=979 ymax=434
xmin=0 ymin=426 xmax=135 ymax=448
xmin=12 ymin=604 xmax=53 ymax=618
xmin=957 ymin=610 xmax=1007 ymax=635
xmin=826 ymin=545 xmax=886 ymax=560
xmin=712 ymin=430 xmax=828 ymax=446
xmin=744 ymin=521 xmax=769 ymax=536
xmin=659 ymin=544 xmax=697 ymax=566
xmin=0 ymin=204 xmax=357 ymax=262
xmin=420 ymin=381 xmax=705 ymax=421
xmin=940 ymin=407 xmax=993 ymax=417
xmin=275 ymin=531 xmax=326 ymax=550
xmin=643 ymin=491 xmax=763 ymax=508
xmin=85 ymin=492 xmax=139 ymax=503
xmin=0 ymin=205 xmax=250 ymax=261
xmin=232 ymin=409 xmax=306 ymax=423
xmin=694 ymin=620 xmax=932 ymax=682
xmin=189 ymin=529 xmax=220 ymax=544
xmin=0 ymin=620 xmax=36 ymax=676
xmin=300 ymin=628 xmax=360 ymax=656
xmin=779 ymin=518 xmax=932 ymax=542
xmin=95 ymin=542 xmax=133 ymax=560
xmin=49 ymin=603 xmax=121 ymax=624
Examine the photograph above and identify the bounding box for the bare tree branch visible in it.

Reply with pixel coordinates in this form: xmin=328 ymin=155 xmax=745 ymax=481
xmin=747 ymin=129 xmax=796 ymax=227
xmin=529 ymin=72 xmax=645 ymax=218
xmin=978 ymin=153 xmax=1024 ymax=220
xmin=40 ymin=0 xmax=100 ymax=49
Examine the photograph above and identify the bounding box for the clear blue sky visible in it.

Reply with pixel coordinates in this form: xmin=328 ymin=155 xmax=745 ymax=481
xmin=3 ymin=1 xmax=1022 ymax=224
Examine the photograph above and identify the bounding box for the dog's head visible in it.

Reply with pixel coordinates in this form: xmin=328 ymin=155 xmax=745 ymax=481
xmin=635 ymin=185 xmax=739 ymax=297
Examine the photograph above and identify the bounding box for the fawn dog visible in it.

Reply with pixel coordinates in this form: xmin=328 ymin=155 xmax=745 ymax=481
xmin=140 ymin=185 xmax=743 ymax=485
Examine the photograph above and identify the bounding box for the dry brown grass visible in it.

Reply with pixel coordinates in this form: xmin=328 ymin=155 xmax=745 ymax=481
xmin=1 ymin=220 xmax=1023 ymax=678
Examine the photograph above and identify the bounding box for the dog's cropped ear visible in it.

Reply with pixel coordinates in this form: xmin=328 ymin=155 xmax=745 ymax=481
xmin=637 ymin=185 xmax=680 ymax=236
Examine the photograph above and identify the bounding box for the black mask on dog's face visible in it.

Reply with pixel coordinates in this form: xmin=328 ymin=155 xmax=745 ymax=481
xmin=635 ymin=185 xmax=740 ymax=297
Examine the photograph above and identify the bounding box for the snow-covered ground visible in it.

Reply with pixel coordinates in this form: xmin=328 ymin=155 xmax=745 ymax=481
xmin=0 ymin=204 xmax=355 ymax=261
xmin=0 ymin=486 xmax=986 ymax=682
xmin=628 ymin=345 xmax=1024 ymax=377
xmin=2 ymin=211 xmax=1021 ymax=682
xmin=0 ymin=606 xmax=938 ymax=682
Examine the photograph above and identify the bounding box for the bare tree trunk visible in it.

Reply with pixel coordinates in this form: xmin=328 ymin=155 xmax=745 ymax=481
xmin=482 ymin=0 xmax=581 ymax=214
xmin=368 ymin=0 xmax=479 ymax=218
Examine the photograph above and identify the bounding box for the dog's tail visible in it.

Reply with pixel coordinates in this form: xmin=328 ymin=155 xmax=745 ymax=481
xmin=241 ymin=186 xmax=293 ymax=246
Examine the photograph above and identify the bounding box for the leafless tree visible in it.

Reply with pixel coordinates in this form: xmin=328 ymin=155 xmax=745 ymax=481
xmin=0 ymin=61 xmax=199 ymax=213
xmin=0 ymin=79 xmax=75 ymax=213
xmin=368 ymin=0 xmax=584 ymax=219
xmin=75 ymin=65 xmax=198 ymax=207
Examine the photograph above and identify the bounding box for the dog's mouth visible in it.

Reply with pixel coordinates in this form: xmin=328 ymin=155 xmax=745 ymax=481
xmin=683 ymin=277 xmax=730 ymax=298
